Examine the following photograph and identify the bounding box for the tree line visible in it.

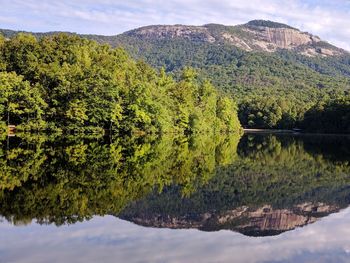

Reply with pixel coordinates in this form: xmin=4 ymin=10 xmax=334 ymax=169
xmin=1 ymin=31 xmax=349 ymax=134
xmin=113 ymin=36 xmax=350 ymax=133
xmin=0 ymin=33 xmax=241 ymax=135
xmin=238 ymin=94 xmax=350 ymax=132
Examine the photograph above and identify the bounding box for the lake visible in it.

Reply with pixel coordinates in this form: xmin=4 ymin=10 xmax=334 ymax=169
xmin=1 ymin=132 xmax=350 ymax=263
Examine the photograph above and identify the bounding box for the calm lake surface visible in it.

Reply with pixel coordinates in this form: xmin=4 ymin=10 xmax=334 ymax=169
xmin=1 ymin=132 xmax=350 ymax=263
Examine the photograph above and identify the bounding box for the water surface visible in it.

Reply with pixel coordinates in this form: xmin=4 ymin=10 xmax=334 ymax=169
xmin=1 ymin=133 xmax=350 ymax=262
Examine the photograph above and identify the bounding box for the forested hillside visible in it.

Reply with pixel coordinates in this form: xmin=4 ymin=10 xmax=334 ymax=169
xmin=1 ymin=20 xmax=350 ymax=133
xmin=0 ymin=33 xmax=241 ymax=135
xmin=113 ymin=32 xmax=350 ymax=132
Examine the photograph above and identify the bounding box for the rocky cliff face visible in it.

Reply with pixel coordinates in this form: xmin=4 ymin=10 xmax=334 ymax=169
xmin=126 ymin=25 xmax=216 ymax=43
xmin=1 ymin=20 xmax=346 ymax=57
xmin=239 ymin=26 xmax=318 ymax=51
xmin=124 ymin=20 xmax=344 ymax=57
xmin=120 ymin=202 xmax=340 ymax=236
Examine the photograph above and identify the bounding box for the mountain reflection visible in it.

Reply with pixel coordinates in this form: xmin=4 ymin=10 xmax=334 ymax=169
xmin=0 ymin=133 xmax=350 ymax=236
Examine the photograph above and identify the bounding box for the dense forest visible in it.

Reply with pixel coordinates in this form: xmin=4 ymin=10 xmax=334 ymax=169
xmin=0 ymin=33 xmax=241 ymax=135
xmin=112 ymin=38 xmax=350 ymax=132
xmin=1 ymin=26 xmax=350 ymax=133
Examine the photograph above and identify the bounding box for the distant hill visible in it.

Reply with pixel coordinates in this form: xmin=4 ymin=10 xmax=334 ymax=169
xmin=1 ymin=20 xmax=350 ymax=130
xmin=3 ymin=20 xmax=346 ymax=56
xmin=121 ymin=20 xmax=347 ymax=57
xmin=3 ymin=20 xmax=349 ymax=87
xmin=109 ymin=21 xmax=350 ymax=105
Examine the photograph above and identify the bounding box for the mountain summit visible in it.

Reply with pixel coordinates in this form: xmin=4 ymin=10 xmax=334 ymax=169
xmin=123 ymin=20 xmax=344 ymax=57
xmin=1 ymin=20 xmax=349 ymax=132
xmin=1 ymin=20 xmax=346 ymax=57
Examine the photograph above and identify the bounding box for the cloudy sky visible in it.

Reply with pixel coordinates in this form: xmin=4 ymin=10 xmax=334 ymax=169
xmin=1 ymin=0 xmax=350 ymax=50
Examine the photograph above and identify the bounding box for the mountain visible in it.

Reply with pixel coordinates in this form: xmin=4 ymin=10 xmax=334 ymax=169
xmin=1 ymin=20 xmax=350 ymax=130
xmin=3 ymin=20 xmax=345 ymax=57
xmin=121 ymin=20 xmax=345 ymax=57
xmin=110 ymin=20 xmax=350 ymax=80
xmin=119 ymin=134 xmax=350 ymax=237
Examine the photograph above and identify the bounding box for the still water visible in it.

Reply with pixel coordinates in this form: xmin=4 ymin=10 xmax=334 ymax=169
xmin=1 ymin=132 xmax=350 ymax=263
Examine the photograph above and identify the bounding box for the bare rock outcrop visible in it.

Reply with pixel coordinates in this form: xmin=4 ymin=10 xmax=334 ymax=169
xmin=124 ymin=20 xmax=345 ymax=57
xmin=242 ymin=27 xmax=316 ymax=50
xmin=126 ymin=25 xmax=216 ymax=43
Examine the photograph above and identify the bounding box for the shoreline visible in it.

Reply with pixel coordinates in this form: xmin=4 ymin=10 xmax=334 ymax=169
xmin=243 ymin=128 xmax=295 ymax=134
xmin=243 ymin=128 xmax=350 ymax=137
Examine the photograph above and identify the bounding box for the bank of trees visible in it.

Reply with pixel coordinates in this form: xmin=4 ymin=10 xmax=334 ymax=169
xmin=1 ymin=31 xmax=349 ymax=134
xmin=302 ymin=97 xmax=350 ymax=133
xmin=238 ymin=94 xmax=350 ymax=132
xmin=238 ymin=96 xmax=305 ymax=129
xmin=0 ymin=33 xmax=241 ymax=134
xmin=112 ymin=35 xmax=350 ymax=133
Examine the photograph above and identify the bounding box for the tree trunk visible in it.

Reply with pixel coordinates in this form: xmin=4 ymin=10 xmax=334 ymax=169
xmin=7 ymin=104 xmax=9 ymax=126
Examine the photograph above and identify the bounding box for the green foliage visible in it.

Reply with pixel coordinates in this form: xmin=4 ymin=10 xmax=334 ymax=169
xmin=216 ymin=96 xmax=242 ymax=132
xmin=246 ymin=20 xmax=296 ymax=29
xmin=239 ymin=95 xmax=307 ymax=128
xmin=302 ymin=97 xmax=350 ymax=133
xmin=0 ymin=35 xmax=5 ymax=71
xmin=2 ymin=28 xmax=349 ymax=133
xmin=0 ymin=72 xmax=47 ymax=130
xmin=0 ymin=33 xmax=241 ymax=134
xmin=109 ymin=35 xmax=350 ymax=133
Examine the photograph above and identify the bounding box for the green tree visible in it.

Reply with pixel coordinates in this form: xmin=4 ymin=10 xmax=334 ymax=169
xmin=0 ymin=72 xmax=46 ymax=130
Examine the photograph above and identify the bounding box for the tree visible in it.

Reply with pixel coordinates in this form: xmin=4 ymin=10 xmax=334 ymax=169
xmin=0 ymin=72 xmax=46 ymax=130
xmin=0 ymin=33 xmax=242 ymax=134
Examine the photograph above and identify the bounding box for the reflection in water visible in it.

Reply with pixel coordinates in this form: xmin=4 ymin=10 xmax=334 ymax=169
xmin=2 ymin=211 xmax=350 ymax=263
xmin=1 ymin=133 xmax=350 ymax=261
xmin=122 ymin=203 xmax=340 ymax=237
xmin=0 ymin=133 xmax=240 ymax=225
xmin=121 ymin=134 xmax=350 ymax=236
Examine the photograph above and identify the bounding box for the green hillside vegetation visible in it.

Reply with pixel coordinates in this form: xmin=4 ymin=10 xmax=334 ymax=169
xmin=0 ymin=33 xmax=241 ymax=134
xmin=246 ymin=20 xmax=297 ymax=29
xmin=1 ymin=26 xmax=350 ymax=133
xmin=111 ymin=37 xmax=350 ymax=132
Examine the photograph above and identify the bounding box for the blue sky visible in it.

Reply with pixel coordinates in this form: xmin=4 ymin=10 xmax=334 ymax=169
xmin=1 ymin=0 xmax=350 ymax=50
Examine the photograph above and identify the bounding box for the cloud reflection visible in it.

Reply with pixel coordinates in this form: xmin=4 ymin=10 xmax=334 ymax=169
xmin=1 ymin=207 xmax=350 ymax=263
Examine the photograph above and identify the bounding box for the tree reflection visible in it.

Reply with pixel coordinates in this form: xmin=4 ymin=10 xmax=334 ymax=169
xmin=1 ymin=133 xmax=350 ymax=236
xmin=0 ymin=133 xmax=240 ymax=225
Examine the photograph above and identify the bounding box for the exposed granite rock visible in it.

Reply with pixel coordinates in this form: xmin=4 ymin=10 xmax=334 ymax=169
xmin=126 ymin=25 xmax=216 ymax=43
xmin=221 ymin=33 xmax=252 ymax=51
xmin=1 ymin=20 xmax=346 ymax=57
xmin=123 ymin=20 xmax=345 ymax=57
xmin=241 ymin=27 xmax=316 ymax=50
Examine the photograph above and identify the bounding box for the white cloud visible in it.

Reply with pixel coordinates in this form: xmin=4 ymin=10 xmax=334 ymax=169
xmin=0 ymin=0 xmax=349 ymax=50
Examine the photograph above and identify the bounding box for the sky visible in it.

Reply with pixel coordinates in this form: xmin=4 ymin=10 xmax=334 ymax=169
xmin=1 ymin=0 xmax=350 ymax=50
